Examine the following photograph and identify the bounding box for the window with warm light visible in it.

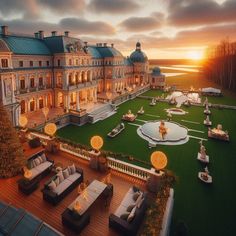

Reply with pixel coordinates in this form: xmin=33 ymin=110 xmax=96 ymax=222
xmin=30 ymin=78 xmax=35 ymax=88
xmin=19 ymin=61 xmax=23 ymax=67
xmin=20 ymin=79 xmax=25 ymax=89
xmin=1 ymin=59 xmax=8 ymax=68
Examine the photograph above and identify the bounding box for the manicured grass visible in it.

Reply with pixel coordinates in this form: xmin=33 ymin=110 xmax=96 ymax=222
xmin=57 ymin=95 xmax=236 ymax=236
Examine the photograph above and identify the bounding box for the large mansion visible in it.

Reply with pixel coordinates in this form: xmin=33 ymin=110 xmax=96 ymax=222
xmin=0 ymin=26 xmax=164 ymax=127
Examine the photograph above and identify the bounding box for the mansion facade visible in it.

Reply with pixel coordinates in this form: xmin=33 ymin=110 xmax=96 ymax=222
xmin=0 ymin=26 xmax=151 ymax=126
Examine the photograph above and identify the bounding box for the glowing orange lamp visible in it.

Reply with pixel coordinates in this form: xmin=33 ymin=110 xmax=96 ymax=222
xmin=19 ymin=115 xmax=28 ymax=128
xmin=44 ymin=123 xmax=57 ymax=136
xmin=151 ymin=151 xmax=168 ymax=170
xmin=90 ymin=135 xmax=104 ymax=150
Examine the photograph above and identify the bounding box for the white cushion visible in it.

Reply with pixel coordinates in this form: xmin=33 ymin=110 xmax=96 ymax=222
xmin=57 ymin=171 xmax=64 ymax=183
xmin=119 ymin=189 xmax=136 ymax=208
xmin=41 ymin=153 xmax=47 ymax=162
xmin=32 ymin=159 xmax=37 ymax=167
xmin=135 ymin=193 xmax=143 ymax=207
xmin=34 ymin=158 xmax=41 ymax=166
xmin=54 ymin=179 xmax=72 ymax=195
xmin=114 ymin=205 xmax=128 ymax=217
xmin=54 ymin=177 xmax=60 ymax=186
xmin=48 ymin=181 xmax=56 ymax=191
xmin=67 ymin=172 xmax=81 ymax=183
xmin=37 ymin=156 xmax=43 ymax=164
xmin=35 ymin=161 xmax=52 ymax=173
xmin=29 ymin=168 xmax=41 ymax=179
xmin=63 ymin=168 xmax=70 ymax=179
xmin=68 ymin=164 xmax=76 ymax=174
xmin=127 ymin=206 xmax=136 ymax=222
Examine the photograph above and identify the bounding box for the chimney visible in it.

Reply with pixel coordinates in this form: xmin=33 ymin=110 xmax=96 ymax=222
xmin=64 ymin=31 xmax=69 ymax=37
xmin=1 ymin=26 xmax=9 ymax=36
xmin=34 ymin=32 xmax=39 ymax=38
xmin=103 ymin=43 xmax=107 ymax=47
xmin=111 ymin=43 xmax=114 ymax=48
xmin=38 ymin=30 xmax=44 ymax=39
xmin=51 ymin=31 xmax=57 ymax=36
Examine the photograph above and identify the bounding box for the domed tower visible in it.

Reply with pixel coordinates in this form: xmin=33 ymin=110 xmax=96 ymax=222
xmin=149 ymin=67 xmax=165 ymax=89
xmin=130 ymin=42 xmax=149 ymax=87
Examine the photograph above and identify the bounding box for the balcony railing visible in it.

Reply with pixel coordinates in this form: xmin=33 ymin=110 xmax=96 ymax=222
xmin=29 ymin=87 xmax=37 ymax=92
xmin=19 ymin=88 xmax=28 ymax=94
xmin=67 ymin=80 xmax=97 ymax=90
xmin=26 ymin=131 xmax=161 ymax=182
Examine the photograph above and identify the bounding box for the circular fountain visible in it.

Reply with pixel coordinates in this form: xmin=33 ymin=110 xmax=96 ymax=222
xmin=137 ymin=120 xmax=189 ymax=145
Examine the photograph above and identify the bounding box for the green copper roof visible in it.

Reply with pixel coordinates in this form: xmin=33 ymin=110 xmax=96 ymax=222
xmin=87 ymin=46 xmax=102 ymax=59
xmin=43 ymin=36 xmax=64 ymax=53
xmin=152 ymin=67 xmax=162 ymax=75
xmin=130 ymin=50 xmax=148 ymax=63
xmin=44 ymin=36 xmax=85 ymax=54
xmin=95 ymin=46 xmax=123 ymax=58
xmin=0 ymin=35 xmax=51 ymax=55
xmin=124 ymin=57 xmax=133 ymax=66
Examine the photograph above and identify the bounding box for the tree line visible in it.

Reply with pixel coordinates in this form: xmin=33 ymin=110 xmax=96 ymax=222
xmin=203 ymin=39 xmax=236 ymax=92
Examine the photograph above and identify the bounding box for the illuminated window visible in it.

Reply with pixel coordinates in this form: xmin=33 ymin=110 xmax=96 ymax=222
xmin=1 ymin=59 xmax=8 ymax=68
xmin=30 ymin=78 xmax=35 ymax=88
xmin=19 ymin=61 xmax=23 ymax=67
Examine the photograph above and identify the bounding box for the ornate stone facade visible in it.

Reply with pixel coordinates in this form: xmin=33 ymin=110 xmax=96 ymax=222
xmin=0 ymin=26 xmax=150 ymax=126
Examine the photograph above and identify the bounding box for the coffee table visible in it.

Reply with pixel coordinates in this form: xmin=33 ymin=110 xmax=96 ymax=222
xmin=68 ymin=179 xmax=107 ymax=215
xmin=62 ymin=180 xmax=107 ymax=233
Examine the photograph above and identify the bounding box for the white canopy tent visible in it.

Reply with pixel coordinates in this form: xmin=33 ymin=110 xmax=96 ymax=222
xmin=202 ymin=87 xmax=221 ymax=94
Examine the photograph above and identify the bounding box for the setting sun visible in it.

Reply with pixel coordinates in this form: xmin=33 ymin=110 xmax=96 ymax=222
xmin=187 ymin=50 xmax=204 ymax=60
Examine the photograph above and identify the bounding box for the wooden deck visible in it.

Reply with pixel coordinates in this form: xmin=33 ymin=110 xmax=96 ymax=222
xmin=0 ymin=143 xmax=147 ymax=236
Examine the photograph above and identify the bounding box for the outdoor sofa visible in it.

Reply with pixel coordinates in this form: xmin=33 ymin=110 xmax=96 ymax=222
xmin=42 ymin=164 xmax=83 ymax=205
xmin=27 ymin=150 xmax=54 ymax=180
xmin=109 ymin=186 xmax=148 ymax=236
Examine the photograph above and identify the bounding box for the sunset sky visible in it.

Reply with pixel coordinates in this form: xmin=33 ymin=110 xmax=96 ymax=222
xmin=0 ymin=0 xmax=236 ymax=59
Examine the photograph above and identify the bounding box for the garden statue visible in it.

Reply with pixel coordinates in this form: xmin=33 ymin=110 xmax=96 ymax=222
xmin=159 ymin=120 xmax=168 ymax=140
xmin=197 ymin=140 xmax=209 ymax=163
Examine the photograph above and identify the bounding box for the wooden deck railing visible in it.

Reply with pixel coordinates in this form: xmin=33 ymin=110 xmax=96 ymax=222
xmin=107 ymin=157 xmax=152 ymax=181
xmin=28 ymin=131 xmax=160 ymax=181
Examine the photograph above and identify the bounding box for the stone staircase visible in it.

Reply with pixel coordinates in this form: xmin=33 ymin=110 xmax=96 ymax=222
xmin=88 ymin=103 xmax=116 ymax=123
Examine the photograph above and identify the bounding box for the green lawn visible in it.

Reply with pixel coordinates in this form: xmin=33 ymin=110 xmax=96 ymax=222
xmin=57 ymin=95 xmax=236 ymax=236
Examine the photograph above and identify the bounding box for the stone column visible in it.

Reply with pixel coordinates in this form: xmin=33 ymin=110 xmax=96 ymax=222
xmin=26 ymin=74 xmax=30 ymax=92
xmin=15 ymin=74 xmax=20 ymax=95
xmin=15 ymin=105 xmax=20 ymax=126
xmin=1 ymin=77 xmax=6 ymax=105
xmin=36 ymin=73 xmax=39 ymax=91
xmin=35 ymin=97 xmax=39 ymax=110
xmin=11 ymin=76 xmax=15 ymax=103
xmin=67 ymin=94 xmax=71 ymax=110
xmin=28 ymin=99 xmax=31 ymax=112
xmin=45 ymin=95 xmax=48 ymax=107
xmin=63 ymin=94 xmax=67 ymax=110
xmin=63 ymin=72 xmax=68 ymax=89
xmin=76 ymin=92 xmax=80 ymax=110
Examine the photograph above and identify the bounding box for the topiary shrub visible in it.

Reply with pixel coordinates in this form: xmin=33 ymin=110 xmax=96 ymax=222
xmin=28 ymin=137 xmax=41 ymax=148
